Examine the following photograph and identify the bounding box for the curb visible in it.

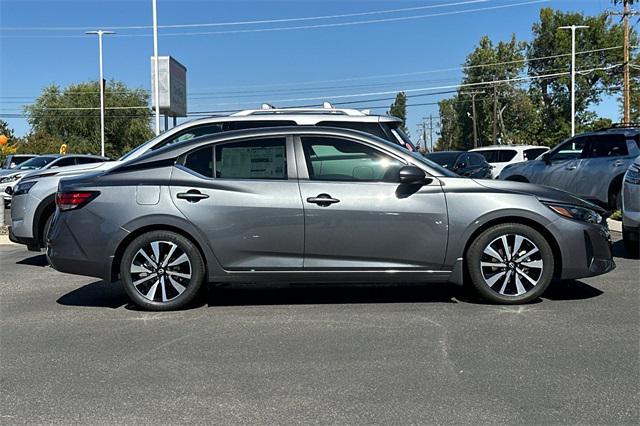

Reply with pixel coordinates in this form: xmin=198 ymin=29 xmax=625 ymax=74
xmin=0 ymin=234 xmax=16 ymax=245
xmin=607 ymin=218 xmax=622 ymax=233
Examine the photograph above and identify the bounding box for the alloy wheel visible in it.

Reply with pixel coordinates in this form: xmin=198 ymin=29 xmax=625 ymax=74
xmin=129 ymin=240 xmax=192 ymax=302
xmin=480 ymin=233 xmax=544 ymax=297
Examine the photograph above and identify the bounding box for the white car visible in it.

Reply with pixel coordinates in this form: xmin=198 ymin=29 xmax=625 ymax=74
xmin=470 ymin=145 xmax=550 ymax=178
xmin=9 ymin=104 xmax=415 ymax=251
xmin=622 ymin=156 xmax=640 ymax=255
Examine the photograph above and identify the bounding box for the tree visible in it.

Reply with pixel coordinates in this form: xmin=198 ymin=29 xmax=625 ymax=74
xmin=388 ymin=92 xmax=408 ymax=134
xmin=527 ymin=7 xmax=636 ymax=143
xmin=24 ymin=80 xmax=154 ymax=158
xmin=0 ymin=120 xmax=18 ymax=165
xmin=436 ymin=35 xmax=540 ymax=149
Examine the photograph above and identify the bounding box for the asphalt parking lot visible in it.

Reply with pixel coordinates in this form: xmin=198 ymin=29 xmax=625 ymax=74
xmin=1 ymin=234 xmax=638 ymax=424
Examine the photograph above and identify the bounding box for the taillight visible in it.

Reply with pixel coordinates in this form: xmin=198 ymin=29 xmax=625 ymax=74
xmin=55 ymin=191 xmax=99 ymax=211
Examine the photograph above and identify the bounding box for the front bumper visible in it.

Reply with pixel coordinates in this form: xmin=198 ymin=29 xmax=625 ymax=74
xmin=548 ymin=218 xmax=615 ymax=280
xmin=8 ymin=226 xmax=37 ymax=249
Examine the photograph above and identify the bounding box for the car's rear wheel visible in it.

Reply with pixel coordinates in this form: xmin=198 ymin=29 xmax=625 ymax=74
xmin=466 ymin=223 xmax=554 ymax=304
xmin=120 ymin=231 xmax=205 ymax=311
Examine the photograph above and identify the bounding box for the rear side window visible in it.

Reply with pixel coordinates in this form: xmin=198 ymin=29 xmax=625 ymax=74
xmin=475 ymin=150 xmax=517 ymax=163
xmin=215 ymin=137 xmax=286 ymax=179
xmin=586 ymin=135 xmax=629 ymax=158
xmin=184 ymin=146 xmax=214 ymax=178
xmin=316 ymin=121 xmax=388 ymax=140
xmin=524 ymin=148 xmax=548 ymax=160
xmin=52 ymin=157 xmax=77 ymax=167
xmin=301 ymin=136 xmax=404 ymax=182
xmin=222 ymin=121 xmax=296 ymax=131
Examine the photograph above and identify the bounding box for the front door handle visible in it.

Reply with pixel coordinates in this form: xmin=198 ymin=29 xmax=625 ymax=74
xmin=306 ymin=193 xmax=340 ymax=207
xmin=177 ymin=190 xmax=209 ymax=202
xmin=565 ymin=165 xmax=577 ymax=171
xmin=613 ymin=160 xmax=624 ymax=167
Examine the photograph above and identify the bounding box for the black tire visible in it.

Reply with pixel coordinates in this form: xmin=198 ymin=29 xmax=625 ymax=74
xmin=41 ymin=212 xmax=53 ymax=249
xmin=120 ymin=231 xmax=205 ymax=311
xmin=610 ymin=187 xmax=622 ymax=212
xmin=623 ymin=231 xmax=639 ymax=258
xmin=466 ymin=223 xmax=554 ymax=304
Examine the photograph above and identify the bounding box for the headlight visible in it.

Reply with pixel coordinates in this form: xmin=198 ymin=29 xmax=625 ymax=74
xmin=0 ymin=174 xmax=23 ymax=183
xmin=544 ymin=202 xmax=602 ymax=224
xmin=624 ymin=165 xmax=640 ymax=185
xmin=13 ymin=180 xmax=37 ymax=196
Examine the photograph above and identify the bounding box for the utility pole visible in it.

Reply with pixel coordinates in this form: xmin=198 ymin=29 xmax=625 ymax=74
xmin=492 ymin=84 xmax=498 ymax=145
xmin=559 ymin=25 xmax=589 ymax=136
xmin=85 ymin=30 xmax=115 ymax=157
xmin=429 ymin=114 xmax=434 ymax=152
xmin=608 ymin=1 xmax=639 ymax=124
xmin=462 ymin=91 xmax=484 ymax=148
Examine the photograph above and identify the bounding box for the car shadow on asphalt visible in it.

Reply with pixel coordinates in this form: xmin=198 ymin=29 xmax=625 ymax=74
xmin=16 ymin=253 xmax=48 ymax=267
xmin=55 ymin=279 xmax=604 ymax=310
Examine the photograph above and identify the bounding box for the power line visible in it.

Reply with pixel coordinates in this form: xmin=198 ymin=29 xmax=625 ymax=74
xmin=0 ymin=0 xmax=489 ymax=31
xmin=0 ymin=0 xmax=550 ymax=39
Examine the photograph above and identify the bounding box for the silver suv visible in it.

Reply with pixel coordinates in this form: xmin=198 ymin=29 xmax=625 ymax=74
xmin=499 ymin=126 xmax=640 ymax=209
xmin=9 ymin=105 xmax=413 ymax=250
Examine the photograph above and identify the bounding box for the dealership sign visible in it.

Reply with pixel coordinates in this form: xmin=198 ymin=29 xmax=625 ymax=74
xmin=150 ymin=56 xmax=187 ymax=117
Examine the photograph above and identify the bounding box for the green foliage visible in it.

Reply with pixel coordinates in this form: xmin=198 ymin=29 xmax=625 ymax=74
xmin=17 ymin=132 xmax=65 ymax=155
xmin=0 ymin=119 xmax=15 ymax=140
xmin=388 ymin=92 xmax=408 ymax=134
xmin=24 ymin=80 xmax=154 ymax=158
xmin=434 ymin=8 xmax=636 ymax=150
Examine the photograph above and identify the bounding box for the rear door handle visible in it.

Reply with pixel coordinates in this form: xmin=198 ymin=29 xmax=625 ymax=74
xmin=177 ymin=190 xmax=209 ymax=202
xmin=306 ymin=193 xmax=340 ymax=207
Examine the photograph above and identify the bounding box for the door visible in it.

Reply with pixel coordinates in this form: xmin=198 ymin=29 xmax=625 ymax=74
xmin=170 ymin=136 xmax=304 ymax=270
xmin=296 ymin=135 xmax=448 ymax=270
xmin=574 ymin=134 xmax=632 ymax=201
xmin=535 ymin=136 xmax=589 ymax=194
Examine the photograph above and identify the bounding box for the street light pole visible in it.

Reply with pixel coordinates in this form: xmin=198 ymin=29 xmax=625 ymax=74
xmin=152 ymin=0 xmax=161 ymax=136
xmin=86 ymin=30 xmax=115 ymax=157
xmin=559 ymin=25 xmax=588 ymax=137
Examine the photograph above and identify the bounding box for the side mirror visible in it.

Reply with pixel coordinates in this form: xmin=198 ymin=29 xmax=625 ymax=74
xmin=542 ymin=153 xmax=551 ymax=164
xmin=399 ymin=166 xmax=429 ymax=184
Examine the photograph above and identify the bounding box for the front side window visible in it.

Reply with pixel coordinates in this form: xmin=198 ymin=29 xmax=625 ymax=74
xmin=585 ymin=135 xmax=628 ymax=158
xmin=301 ymin=136 xmax=404 ymax=182
xmin=550 ymin=137 xmax=588 ymax=162
xmin=468 ymin=153 xmax=483 ymax=166
xmin=51 ymin=157 xmax=77 ymax=168
xmin=215 ymin=137 xmax=286 ymax=179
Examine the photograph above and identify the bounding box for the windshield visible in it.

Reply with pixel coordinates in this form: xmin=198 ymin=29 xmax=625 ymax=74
xmin=16 ymin=156 xmax=57 ymax=170
xmin=119 ymin=133 xmax=165 ymax=161
xmin=425 ymin=152 xmax=460 ymax=169
xmin=408 ymin=152 xmax=458 ymax=177
xmin=390 ymin=127 xmax=417 ymax=151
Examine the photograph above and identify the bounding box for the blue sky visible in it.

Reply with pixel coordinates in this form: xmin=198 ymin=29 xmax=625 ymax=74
xmin=0 ymin=0 xmax=624 ymax=143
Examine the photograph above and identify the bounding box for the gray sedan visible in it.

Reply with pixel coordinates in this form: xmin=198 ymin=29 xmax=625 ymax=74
xmin=47 ymin=127 xmax=614 ymax=310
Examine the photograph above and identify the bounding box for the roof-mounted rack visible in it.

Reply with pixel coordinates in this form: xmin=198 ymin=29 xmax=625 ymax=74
xmin=597 ymin=122 xmax=640 ymax=131
xmin=230 ymin=103 xmax=370 ymax=117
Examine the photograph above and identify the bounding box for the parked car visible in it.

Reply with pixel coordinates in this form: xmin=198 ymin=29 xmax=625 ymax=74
xmin=1 ymin=154 xmax=107 ymax=207
xmin=10 ymin=105 xmax=414 ymax=251
xmin=622 ymin=157 xmax=640 ymax=256
xmin=47 ymin=126 xmax=614 ymax=310
xmin=470 ymin=145 xmax=549 ymax=178
xmin=499 ymin=126 xmax=640 ymax=210
xmin=425 ymin=151 xmax=492 ymax=178
xmin=0 ymin=154 xmax=38 ymax=175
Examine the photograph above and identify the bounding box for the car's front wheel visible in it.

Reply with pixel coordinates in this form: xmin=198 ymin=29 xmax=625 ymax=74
xmin=466 ymin=223 xmax=554 ymax=304
xmin=120 ymin=231 xmax=205 ymax=311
